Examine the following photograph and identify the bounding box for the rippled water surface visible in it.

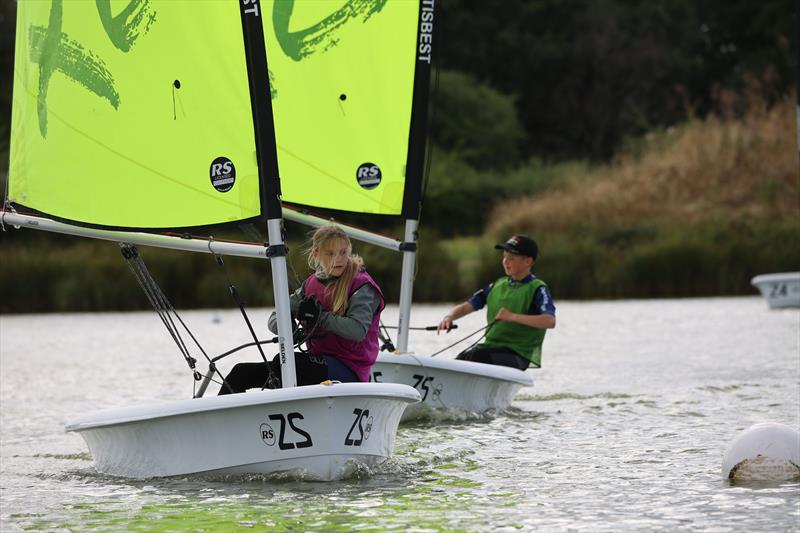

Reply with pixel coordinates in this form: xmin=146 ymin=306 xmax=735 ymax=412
xmin=1 ymin=297 xmax=798 ymax=531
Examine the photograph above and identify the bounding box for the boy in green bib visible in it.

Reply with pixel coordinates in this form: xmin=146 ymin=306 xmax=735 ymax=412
xmin=437 ymin=235 xmax=556 ymax=370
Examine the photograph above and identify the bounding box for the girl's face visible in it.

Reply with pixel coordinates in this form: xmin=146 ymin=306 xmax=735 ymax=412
xmin=317 ymin=238 xmax=350 ymax=277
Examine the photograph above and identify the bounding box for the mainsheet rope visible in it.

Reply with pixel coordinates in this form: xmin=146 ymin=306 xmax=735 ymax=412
xmin=430 ymin=320 xmax=497 ymax=357
xmin=211 ymin=249 xmax=279 ymax=391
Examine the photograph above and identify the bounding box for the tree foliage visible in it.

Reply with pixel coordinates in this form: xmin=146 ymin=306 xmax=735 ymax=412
xmin=430 ymin=70 xmax=526 ymax=170
xmin=438 ymin=0 xmax=795 ymax=161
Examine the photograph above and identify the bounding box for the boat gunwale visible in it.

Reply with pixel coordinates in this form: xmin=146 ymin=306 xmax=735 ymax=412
xmin=375 ymin=353 xmax=534 ymax=386
xmin=751 ymin=272 xmax=800 ymax=286
xmin=65 ymin=382 xmax=420 ymax=432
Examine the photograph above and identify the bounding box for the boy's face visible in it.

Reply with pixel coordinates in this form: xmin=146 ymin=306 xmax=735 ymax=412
xmin=502 ymin=251 xmax=533 ymax=279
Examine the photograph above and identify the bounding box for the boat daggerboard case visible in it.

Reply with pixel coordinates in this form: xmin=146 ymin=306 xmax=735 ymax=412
xmin=3 ymin=0 xmax=437 ymax=479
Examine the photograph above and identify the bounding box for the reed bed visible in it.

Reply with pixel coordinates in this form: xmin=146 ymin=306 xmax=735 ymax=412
xmin=488 ymin=94 xmax=798 ymax=237
xmin=477 ymin=93 xmax=799 ymax=299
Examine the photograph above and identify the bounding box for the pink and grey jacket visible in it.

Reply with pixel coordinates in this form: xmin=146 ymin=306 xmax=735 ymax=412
xmin=304 ymin=270 xmax=384 ymax=382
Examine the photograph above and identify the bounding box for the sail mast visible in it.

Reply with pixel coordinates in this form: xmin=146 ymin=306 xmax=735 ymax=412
xmin=238 ymin=0 xmax=296 ymax=387
xmin=397 ymin=0 xmax=436 ymax=353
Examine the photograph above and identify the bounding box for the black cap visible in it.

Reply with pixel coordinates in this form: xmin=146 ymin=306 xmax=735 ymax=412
xmin=494 ymin=234 xmax=538 ymax=259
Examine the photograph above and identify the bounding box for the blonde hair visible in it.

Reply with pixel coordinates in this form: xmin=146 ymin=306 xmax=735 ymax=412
xmin=308 ymin=225 xmax=365 ymax=316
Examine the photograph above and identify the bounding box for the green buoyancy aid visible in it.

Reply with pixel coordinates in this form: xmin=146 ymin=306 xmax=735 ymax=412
xmin=482 ymin=276 xmax=548 ymax=367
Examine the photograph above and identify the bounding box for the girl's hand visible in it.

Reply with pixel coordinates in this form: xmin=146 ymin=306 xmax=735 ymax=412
xmin=495 ymin=307 xmax=514 ymax=322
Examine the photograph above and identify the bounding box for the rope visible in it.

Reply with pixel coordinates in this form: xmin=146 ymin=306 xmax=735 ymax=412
xmin=417 ymin=44 xmax=441 ymax=228
xmin=240 ymin=223 xmax=268 ymax=247
xmin=382 ymin=324 xmax=458 ymax=331
xmin=292 ymin=300 xmax=325 ymax=351
xmin=212 ymin=251 xmax=278 ymax=390
xmin=119 ymin=244 xmax=209 ymax=384
xmin=430 ymin=320 xmax=497 ymax=358
xmin=378 ymin=320 xmax=396 ymax=352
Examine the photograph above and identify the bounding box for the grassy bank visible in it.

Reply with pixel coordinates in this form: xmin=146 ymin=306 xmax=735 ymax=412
xmin=0 ymin=226 xmax=461 ymax=313
xmin=477 ymin=94 xmax=799 ymax=299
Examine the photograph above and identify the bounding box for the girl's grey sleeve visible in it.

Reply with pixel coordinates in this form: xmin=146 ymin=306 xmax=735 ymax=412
xmin=318 ymin=285 xmax=380 ymax=341
xmin=267 ymin=283 xmax=305 ymax=334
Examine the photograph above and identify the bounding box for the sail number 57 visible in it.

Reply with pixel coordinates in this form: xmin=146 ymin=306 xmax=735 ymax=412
xmin=412 ymin=374 xmax=434 ymax=401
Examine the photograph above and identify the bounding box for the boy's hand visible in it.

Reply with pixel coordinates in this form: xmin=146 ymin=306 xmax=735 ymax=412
xmin=437 ymin=315 xmax=454 ymax=334
xmin=495 ymin=307 xmax=514 ymax=322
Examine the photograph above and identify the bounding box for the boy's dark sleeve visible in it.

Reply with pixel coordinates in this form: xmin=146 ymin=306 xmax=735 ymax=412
xmin=527 ymin=285 xmax=556 ymax=316
xmin=467 ymin=282 xmax=494 ymax=311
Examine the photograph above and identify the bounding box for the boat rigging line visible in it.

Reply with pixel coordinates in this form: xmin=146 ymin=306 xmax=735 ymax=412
xmin=429 ymin=320 xmax=496 ymax=358
xmin=378 ymin=320 xmax=396 ymax=352
xmin=381 ymin=324 xmax=459 ymax=331
xmin=416 ymin=47 xmax=441 ymax=228
xmin=119 ymin=244 xmax=217 ymax=393
xmin=379 ymin=322 xmax=461 ymax=353
xmin=211 ymin=250 xmax=278 ymax=391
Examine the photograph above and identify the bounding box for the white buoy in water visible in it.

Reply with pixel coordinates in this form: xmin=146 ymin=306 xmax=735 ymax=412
xmin=722 ymin=422 xmax=800 ymax=481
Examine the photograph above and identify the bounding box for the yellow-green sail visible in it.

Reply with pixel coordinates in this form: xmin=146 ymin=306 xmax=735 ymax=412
xmin=265 ymin=0 xmax=432 ymax=217
xmin=8 ymin=1 xmax=266 ymax=230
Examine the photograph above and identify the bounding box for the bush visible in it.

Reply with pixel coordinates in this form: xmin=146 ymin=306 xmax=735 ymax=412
xmin=423 ymin=153 xmax=585 ymax=237
xmin=430 ymin=70 xmax=526 ymax=170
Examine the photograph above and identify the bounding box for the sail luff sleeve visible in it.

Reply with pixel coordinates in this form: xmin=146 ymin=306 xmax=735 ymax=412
xmin=239 ymin=1 xmax=282 ymax=220
xmin=401 ymin=0 xmax=436 ymax=220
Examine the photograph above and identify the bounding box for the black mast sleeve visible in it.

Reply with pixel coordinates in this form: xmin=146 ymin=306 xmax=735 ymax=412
xmin=402 ymin=0 xmax=437 ymax=220
xmin=239 ymin=1 xmax=283 ymax=220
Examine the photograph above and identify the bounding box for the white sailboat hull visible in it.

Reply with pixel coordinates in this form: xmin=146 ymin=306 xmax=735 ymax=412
xmin=65 ymin=383 xmax=420 ymax=480
xmin=371 ymin=353 xmax=532 ymax=420
xmin=751 ymin=272 xmax=800 ymax=309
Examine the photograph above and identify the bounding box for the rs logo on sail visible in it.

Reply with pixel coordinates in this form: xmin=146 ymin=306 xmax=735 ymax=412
xmin=210 ymin=157 xmax=236 ymax=193
xmin=356 ymin=163 xmax=382 ymax=190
